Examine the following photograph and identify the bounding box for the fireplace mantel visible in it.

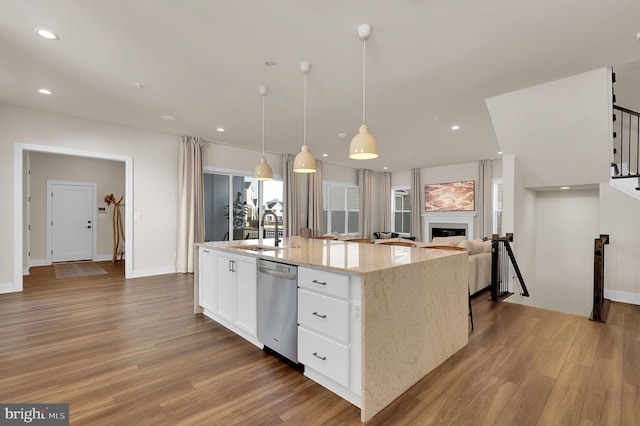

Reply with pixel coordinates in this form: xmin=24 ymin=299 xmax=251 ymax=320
xmin=422 ymin=212 xmax=476 ymax=242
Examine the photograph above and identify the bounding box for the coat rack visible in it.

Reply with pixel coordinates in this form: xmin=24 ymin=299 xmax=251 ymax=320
xmin=105 ymin=194 xmax=125 ymax=262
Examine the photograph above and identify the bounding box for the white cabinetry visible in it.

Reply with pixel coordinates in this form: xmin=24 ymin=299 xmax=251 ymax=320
xmin=297 ymin=266 xmax=362 ymax=407
xmin=198 ymin=247 xmax=260 ymax=348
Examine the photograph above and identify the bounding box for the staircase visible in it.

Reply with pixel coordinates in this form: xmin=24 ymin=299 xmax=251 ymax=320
xmin=611 ymin=71 xmax=640 ymax=195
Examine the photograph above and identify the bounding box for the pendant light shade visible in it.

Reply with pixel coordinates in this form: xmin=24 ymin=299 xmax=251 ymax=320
xmin=350 ymin=24 xmax=378 ymax=160
xmin=294 ymin=61 xmax=317 ymax=173
xmin=253 ymin=85 xmax=273 ymax=181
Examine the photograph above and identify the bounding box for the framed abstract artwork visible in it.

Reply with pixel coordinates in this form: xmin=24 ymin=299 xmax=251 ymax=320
xmin=424 ymin=180 xmax=475 ymax=212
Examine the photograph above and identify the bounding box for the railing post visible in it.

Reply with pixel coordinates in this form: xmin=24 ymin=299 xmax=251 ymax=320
xmin=490 ymin=234 xmax=499 ymax=302
xmin=590 ymin=234 xmax=610 ymax=323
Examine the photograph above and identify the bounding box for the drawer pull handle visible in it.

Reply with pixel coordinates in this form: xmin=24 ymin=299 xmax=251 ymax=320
xmin=312 ymin=352 xmax=327 ymax=361
xmin=312 ymin=311 xmax=327 ymax=319
xmin=312 ymin=279 xmax=327 ymax=286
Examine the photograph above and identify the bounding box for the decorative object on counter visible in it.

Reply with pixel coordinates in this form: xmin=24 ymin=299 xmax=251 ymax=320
xmin=350 ymin=24 xmax=378 ymax=160
xmin=253 ymin=85 xmax=273 ymax=181
xmin=424 ymin=180 xmax=475 ymax=212
xmin=294 ymin=61 xmax=317 ymax=173
xmin=104 ymin=193 xmax=125 ymax=262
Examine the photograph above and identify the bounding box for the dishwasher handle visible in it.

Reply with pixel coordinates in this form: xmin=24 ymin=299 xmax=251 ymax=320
xmin=258 ymin=266 xmax=296 ymax=281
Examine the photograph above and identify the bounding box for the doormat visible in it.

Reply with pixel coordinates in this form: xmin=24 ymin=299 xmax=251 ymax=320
xmin=53 ymin=261 xmax=108 ymax=279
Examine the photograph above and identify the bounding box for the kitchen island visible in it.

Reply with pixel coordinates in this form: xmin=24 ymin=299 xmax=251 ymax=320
xmin=194 ymin=237 xmax=468 ymax=422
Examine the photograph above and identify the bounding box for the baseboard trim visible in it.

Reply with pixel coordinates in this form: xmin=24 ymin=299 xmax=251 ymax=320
xmin=0 ymin=282 xmax=21 ymax=294
xmin=130 ymin=266 xmax=176 ymax=279
xmin=30 ymin=259 xmax=51 ymax=267
xmin=93 ymin=254 xmax=123 ymax=262
xmin=604 ymin=289 xmax=640 ymax=306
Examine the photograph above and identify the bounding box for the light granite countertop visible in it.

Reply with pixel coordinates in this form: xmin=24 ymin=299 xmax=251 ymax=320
xmin=196 ymin=237 xmax=462 ymax=275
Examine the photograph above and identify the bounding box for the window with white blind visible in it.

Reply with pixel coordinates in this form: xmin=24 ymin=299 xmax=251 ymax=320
xmin=322 ymin=182 xmax=359 ymax=235
xmin=392 ymin=188 xmax=411 ymax=235
xmin=493 ymin=179 xmax=503 ymax=236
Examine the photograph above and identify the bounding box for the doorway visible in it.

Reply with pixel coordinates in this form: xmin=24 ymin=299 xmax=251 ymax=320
xmin=47 ymin=181 xmax=96 ymax=262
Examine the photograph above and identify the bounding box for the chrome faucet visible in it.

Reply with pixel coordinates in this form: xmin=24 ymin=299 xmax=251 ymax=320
xmin=261 ymin=209 xmax=280 ymax=247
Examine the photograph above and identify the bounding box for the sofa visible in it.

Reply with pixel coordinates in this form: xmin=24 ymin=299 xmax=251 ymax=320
xmin=421 ymin=236 xmax=492 ymax=295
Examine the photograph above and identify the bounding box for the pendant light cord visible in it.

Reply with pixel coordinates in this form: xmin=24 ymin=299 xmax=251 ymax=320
xmin=362 ymin=36 xmax=366 ymax=125
xmin=262 ymin=94 xmax=265 ymax=155
xmin=304 ymin=71 xmax=308 ymax=146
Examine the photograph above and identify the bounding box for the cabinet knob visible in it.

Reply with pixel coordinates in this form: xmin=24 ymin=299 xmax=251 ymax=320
xmin=312 ymin=352 xmax=327 ymax=361
xmin=312 ymin=311 xmax=327 ymax=319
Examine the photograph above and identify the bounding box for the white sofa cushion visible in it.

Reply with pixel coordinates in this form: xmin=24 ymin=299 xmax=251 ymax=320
xmin=482 ymin=240 xmax=492 ymax=253
xmin=431 ymin=236 xmax=467 ymax=246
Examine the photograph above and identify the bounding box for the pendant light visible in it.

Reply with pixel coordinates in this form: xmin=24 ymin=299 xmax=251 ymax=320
xmin=294 ymin=61 xmax=317 ymax=173
xmin=350 ymin=24 xmax=379 ymax=160
xmin=253 ymin=85 xmax=273 ymax=181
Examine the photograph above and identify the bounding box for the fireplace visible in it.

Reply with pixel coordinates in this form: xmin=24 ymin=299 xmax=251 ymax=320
xmin=431 ymin=227 xmax=466 ymax=239
xmin=422 ymin=213 xmax=476 ymax=242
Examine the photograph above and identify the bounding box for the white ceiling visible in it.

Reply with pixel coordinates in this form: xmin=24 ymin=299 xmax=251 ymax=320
xmin=1 ymin=0 xmax=639 ymax=172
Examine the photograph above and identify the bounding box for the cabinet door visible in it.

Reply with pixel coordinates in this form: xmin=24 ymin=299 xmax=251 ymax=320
xmin=234 ymin=255 xmax=257 ymax=336
xmin=215 ymin=252 xmax=235 ymax=322
xmin=199 ymin=249 xmax=217 ymax=312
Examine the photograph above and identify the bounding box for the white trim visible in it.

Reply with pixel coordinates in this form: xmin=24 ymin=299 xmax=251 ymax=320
xmin=304 ymin=368 xmax=361 ymax=408
xmin=130 ymin=266 xmax=176 ymax=278
xmin=23 ymin=267 xmax=29 ymax=276
xmin=605 ymin=289 xmax=640 ymax=306
xmin=12 ymin=143 xmax=134 ymax=294
xmin=29 ymin=259 xmax=51 ymax=267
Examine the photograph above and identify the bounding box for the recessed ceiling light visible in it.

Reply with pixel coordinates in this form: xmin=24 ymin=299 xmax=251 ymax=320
xmin=560 ymin=186 xmax=570 ymax=190
xmin=217 ymin=128 xmax=225 ymax=132
xmin=497 ymin=151 xmax=503 ymax=155
xmin=322 ymin=153 xmax=328 ymax=157
xmin=134 ymin=82 xmax=144 ymax=89
xmin=161 ymin=115 xmax=176 ymax=121
xmin=451 ymin=125 xmax=460 ymax=130
xmin=383 ymin=166 xmax=388 ymax=170
xmin=337 ymin=132 xmax=348 ymax=138
xmin=38 ymin=88 xmax=52 ymax=95
xmin=264 ymin=60 xmax=278 ymax=67
xmin=35 ymin=28 xmax=59 ymax=40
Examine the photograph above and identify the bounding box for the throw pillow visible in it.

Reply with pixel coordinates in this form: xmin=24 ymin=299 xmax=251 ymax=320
xmin=379 ymin=232 xmax=392 ymax=239
xmin=482 ymin=240 xmax=492 ymax=253
xmin=432 ymin=236 xmax=467 ymax=246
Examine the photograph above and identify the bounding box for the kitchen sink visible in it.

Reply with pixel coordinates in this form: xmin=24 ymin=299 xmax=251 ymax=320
xmin=232 ymin=244 xmax=285 ymax=252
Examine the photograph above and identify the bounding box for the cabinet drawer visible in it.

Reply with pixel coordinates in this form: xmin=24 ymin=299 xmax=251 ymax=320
xmin=298 ymin=267 xmax=349 ymax=299
xmin=298 ymin=289 xmax=349 ymax=343
xmin=298 ymin=327 xmax=349 ymax=387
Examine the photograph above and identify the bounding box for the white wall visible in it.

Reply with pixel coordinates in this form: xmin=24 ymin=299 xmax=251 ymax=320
xmin=0 ymin=105 xmax=179 ymax=292
xmin=28 ymin=152 xmax=125 ymax=263
xmin=510 ymin=189 xmax=599 ymax=316
xmin=486 ymin=67 xmax=611 ymax=188
xmin=600 ymin=183 xmax=640 ymax=304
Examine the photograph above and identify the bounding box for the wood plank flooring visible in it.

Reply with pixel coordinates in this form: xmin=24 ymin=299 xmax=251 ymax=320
xmin=1 ymin=264 xmax=638 ymax=425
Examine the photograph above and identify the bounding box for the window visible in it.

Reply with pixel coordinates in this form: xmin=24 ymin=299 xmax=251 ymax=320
xmin=492 ymin=179 xmax=503 ymax=236
xmin=204 ymin=171 xmax=283 ymax=241
xmin=322 ymin=182 xmax=359 ymax=235
xmin=392 ymin=188 xmax=411 ymax=235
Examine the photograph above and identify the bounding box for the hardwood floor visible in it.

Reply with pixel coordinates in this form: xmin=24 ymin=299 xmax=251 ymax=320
xmin=1 ymin=264 xmax=638 ymax=425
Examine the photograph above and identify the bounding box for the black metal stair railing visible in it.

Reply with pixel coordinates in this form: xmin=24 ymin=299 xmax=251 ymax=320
xmin=490 ymin=233 xmax=529 ymax=302
xmin=612 ymin=105 xmax=640 ymax=189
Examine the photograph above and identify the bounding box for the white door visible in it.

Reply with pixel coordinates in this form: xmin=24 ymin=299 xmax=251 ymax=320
xmin=50 ymin=183 xmax=94 ymax=262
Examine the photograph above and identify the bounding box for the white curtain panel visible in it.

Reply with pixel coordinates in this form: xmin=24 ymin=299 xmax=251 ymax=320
xmin=383 ymin=172 xmax=391 ymax=231
xmin=478 ymin=159 xmax=493 ymax=238
xmin=358 ymin=169 xmax=374 ymax=238
xmin=283 ymin=154 xmax=300 ymax=237
xmin=410 ymin=168 xmax=422 ymax=241
xmin=307 ymin=160 xmax=323 ymax=237
xmin=176 ymin=136 xmax=204 ymax=273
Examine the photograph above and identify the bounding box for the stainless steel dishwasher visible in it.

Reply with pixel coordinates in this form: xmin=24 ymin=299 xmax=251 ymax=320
xmin=257 ymin=259 xmax=298 ymax=364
